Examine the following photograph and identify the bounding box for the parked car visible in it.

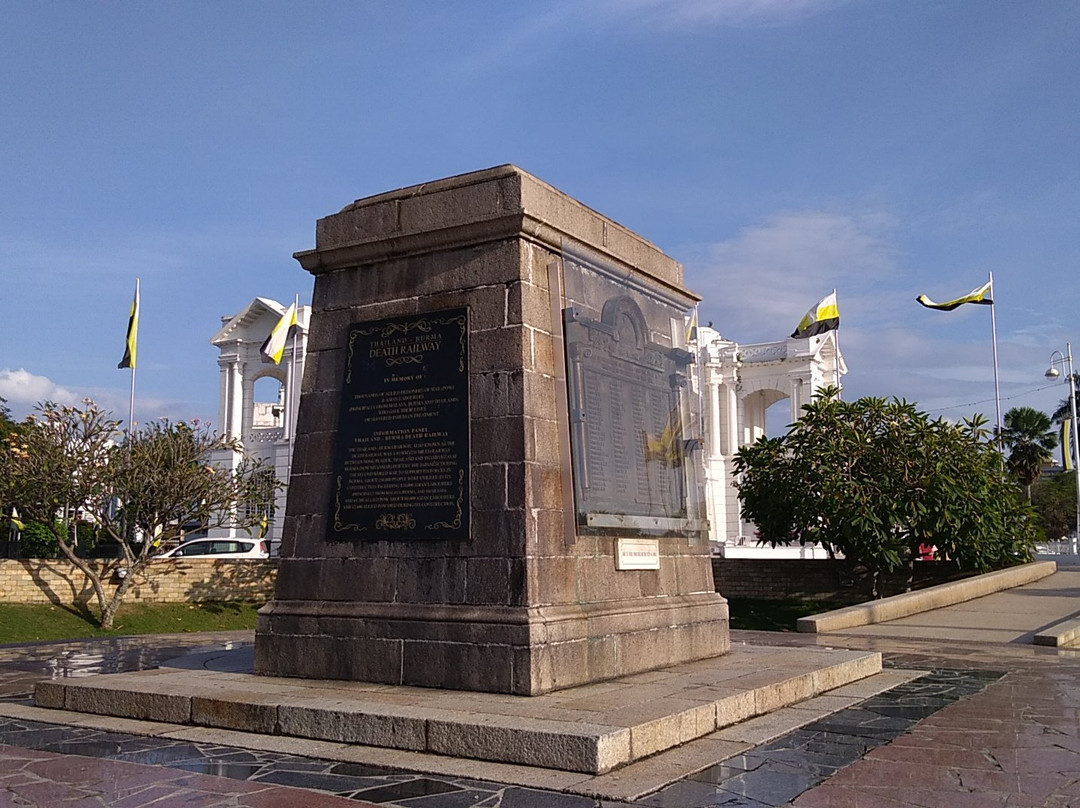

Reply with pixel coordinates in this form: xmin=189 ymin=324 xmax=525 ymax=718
xmin=157 ymin=538 xmax=268 ymax=559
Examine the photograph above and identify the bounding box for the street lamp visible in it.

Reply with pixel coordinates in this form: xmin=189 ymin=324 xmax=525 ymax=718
xmin=1045 ymin=343 xmax=1080 ymax=554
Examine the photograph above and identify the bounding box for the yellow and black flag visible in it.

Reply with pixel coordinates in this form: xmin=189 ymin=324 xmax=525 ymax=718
xmin=685 ymin=307 xmax=699 ymax=343
xmin=118 ymin=281 xmax=140 ymax=369
xmin=791 ymin=292 xmax=839 ymax=339
xmin=260 ymin=302 xmax=297 ymax=364
xmin=916 ymin=281 xmax=992 ymax=311
xmin=1063 ymin=419 xmax=1074 ymax=471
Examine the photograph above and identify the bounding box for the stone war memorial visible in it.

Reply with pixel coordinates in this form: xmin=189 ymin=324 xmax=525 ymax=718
xmin=254 ymin=165 xmax=730 ymax=695
xmin=31 ymin=167 xmax=881 ymax=782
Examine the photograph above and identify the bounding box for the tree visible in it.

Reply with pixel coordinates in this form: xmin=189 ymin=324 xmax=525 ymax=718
xmin=0 ymin=397 xmax=20 ymax=442
xmin=999 ymin=406 xmax=1057 ymax=499
xmin=1031 ymin=472 xmax=1077 ymax=542
xmin=1050 ymin=373 xmax=1080 ymax=424
xmin=1 ymin=400 xmax=277 ymax=628
xmin=733 ymin=389 xmax=1037 ymax=597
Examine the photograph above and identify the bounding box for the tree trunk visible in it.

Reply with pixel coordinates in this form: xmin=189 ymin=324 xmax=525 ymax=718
xmin=55 ymin=532 xmax=109 ymax=625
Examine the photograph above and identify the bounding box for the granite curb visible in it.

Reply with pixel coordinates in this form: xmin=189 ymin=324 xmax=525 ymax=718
xmin=797 ymin=560 xmax=1058 ymax=633
xmin=1033 ymin=616 xmax=1080 ymax=646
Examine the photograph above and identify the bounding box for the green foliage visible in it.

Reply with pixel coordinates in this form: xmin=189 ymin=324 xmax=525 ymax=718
xmin=17 ymin=521 xmax=60 ymax=558
xmin=733 ymin=389 xmax=1037 ymax=588
xmin=1000 ymin=406 xmax=1057 ymax=496
xmin=0 ymin=397 xmax=20 ymax=442
xmin=0 ymin=601 xmax=262 ymax=643
xmin=1 ymin=400 xmax=278 ymax=628
xmin=1031 ymin=471 xmax=1077 ymax=540
xmin=726 ymin=597 xmax=850 ymax=632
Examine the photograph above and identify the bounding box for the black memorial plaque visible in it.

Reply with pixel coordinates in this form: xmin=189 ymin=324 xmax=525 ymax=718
xmin=329 ymin=307 xmax=469 ymax=541
xmin=563 ymin=296 xmax=693 ymax=524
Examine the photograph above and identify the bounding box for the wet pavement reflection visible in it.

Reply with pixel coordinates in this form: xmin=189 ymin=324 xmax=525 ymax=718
xmin=0 ymin=664 xmax=1000 ymax=807
xmin=1 ymin=630 xmax=1075 ymax=806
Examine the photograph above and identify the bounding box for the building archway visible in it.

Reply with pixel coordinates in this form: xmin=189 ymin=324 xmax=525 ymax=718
xmin=698 ymin=327 xmax=846 ymax=555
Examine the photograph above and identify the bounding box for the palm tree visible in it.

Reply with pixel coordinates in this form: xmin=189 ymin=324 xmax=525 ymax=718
xmin=1050 ymin=373 xmax=1080 ymax=424
xmin=1000 ymin=407 xmax=1058 ymax=499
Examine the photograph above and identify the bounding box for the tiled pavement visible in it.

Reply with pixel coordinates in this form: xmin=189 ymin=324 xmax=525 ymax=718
xmin=5 ymin=566 xmax=1080 ymax=808
xmin=0 ymin=664 xmax=1006 ymax=807
xmin=4 ymin=633 xmax=1077 ymax=807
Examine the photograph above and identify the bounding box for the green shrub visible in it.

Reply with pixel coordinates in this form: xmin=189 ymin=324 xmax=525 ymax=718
xmin=18 ymin=521 xmax=60 ymax=558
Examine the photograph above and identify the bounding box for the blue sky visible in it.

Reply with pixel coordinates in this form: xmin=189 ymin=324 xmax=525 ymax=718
xmin=3 ymin=1 xmax=1078 ymax=432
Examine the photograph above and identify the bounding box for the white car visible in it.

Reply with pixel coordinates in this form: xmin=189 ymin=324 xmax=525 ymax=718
xmin=158 ymin=538 xmax=269 ymax=559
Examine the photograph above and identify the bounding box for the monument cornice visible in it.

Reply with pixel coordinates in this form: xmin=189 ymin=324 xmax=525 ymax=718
xmin=292 ymin=164 xmax=692 ymax=299
xmin=293 ymin=209 xmax=699 ymax=304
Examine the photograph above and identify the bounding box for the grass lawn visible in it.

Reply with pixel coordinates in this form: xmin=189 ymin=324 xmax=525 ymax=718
xmin=726 ymin=596 xmax=856 ymax=632
xmin=0 ymin=597 xmax=852 ymax=642
xmin=0 ymin=602 xmax=262 ymax=644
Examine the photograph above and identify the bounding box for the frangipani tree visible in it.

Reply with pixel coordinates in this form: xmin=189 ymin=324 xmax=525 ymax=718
xmin=733 ymin=389 xmax=1036 ymax=596
xmin=1 ymin=400 xmax=277 ymax=629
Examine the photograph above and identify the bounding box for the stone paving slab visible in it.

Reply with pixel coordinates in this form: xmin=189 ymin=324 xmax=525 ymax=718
xmin=826 ymin=570 xmax=1080 ymax=646
xmin=28 ymin=643 xmax=881 ymax=776
xmin=4 ymin=666 xmax=923 ymax=802
xmin=0 ymin=740 xmax=380 ymax=807
xmin=0 ymin=665 xmax=981 ymax=805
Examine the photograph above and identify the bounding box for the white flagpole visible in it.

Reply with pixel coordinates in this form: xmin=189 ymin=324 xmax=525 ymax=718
xmin=833 ymin=288 xmax=841 ymax=400
xmin=988 ymin=272 xmax=1003 ymax=443
xmin=288 ymin=294 xmax=299 ymax=445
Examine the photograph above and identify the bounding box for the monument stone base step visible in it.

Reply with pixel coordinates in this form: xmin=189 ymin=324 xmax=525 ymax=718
xmin=33 ymin=642 xmax=880 ymax=775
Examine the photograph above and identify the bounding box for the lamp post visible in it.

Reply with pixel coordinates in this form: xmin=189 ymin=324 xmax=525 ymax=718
xmin=1045 ymin=343 xmax=1080 ymax=554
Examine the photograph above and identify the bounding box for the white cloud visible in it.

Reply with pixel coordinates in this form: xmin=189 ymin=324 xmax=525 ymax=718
xmin=454 ymin=0 xmax=850 ymax=75
xmin=679 ymin=206 xmax=1066 ymax=422
xmin=0 ymin=368 xmax=207 ymax=428
xmin=0 ymin=369 xmax=81 ymax=416
xmin=684 ymin=209 xmax=896 ymax=341
xmin=606 ymin=0 xmax=852 ymax=28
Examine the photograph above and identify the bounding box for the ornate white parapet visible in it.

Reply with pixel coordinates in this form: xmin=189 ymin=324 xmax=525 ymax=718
xmin=696 ymin=326 xmax=846 ymax=556
xmin=206 ymin=298 xmax=310 ymax=553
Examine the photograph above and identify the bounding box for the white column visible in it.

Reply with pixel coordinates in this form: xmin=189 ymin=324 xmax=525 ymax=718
xmin=726 ymin=384 xmax=739 ymax=455
xmin=228 ymin=360 xmax=243 ymax=440
xmin=708 ymin=378 xmax=723 ymax=457
xmin=217 ymin=362 xmax=231 ymax=434
xmin=241 ymin=375 xmax=255 ymax=439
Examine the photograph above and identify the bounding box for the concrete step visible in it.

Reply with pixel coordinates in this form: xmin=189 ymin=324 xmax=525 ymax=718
xmin=32 ymin=643 xmax=880 ymax=775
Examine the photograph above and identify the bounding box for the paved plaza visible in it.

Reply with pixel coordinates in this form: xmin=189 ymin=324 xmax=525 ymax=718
xmin=2 ymin=564 xmax=1080 ymax=806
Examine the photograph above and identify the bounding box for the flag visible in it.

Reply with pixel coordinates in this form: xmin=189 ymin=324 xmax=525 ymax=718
xmin=117 ymin=282 xmax=140 ymax=369
xmin=685 ymin=308 xmax=699 ymax=343
xmin=10 ymin=508 xmax=24 ymax=531
xmin=791 ymin=292 xmax=839 ymax=339
xmin=260 ymin=303 xmax=297 ymax=364
xmin=916 ymin=281 xmax=992 ymax=311
xmin=1062 ymin=419 xmax=1071 ymax=470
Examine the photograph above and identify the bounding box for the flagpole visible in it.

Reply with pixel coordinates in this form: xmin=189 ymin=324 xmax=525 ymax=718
xmin=127 ymin=277 xmax=140 ymax=437
xmin=832 ymin=288 xmax=841 ymax=400
xmin=988 ymin=272 xmax=1002 ymax=443
xmin=288 ymin=294 xmax=299 ymax=446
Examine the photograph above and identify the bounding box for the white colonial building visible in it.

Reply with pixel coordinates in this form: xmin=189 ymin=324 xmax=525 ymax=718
xmin=207 ymin=298 xmax=310 ymax=553
xmin=202 ymin=299 xmax=844 ymax=559
xmin=696 ymin=325 xmax=846 ymax=557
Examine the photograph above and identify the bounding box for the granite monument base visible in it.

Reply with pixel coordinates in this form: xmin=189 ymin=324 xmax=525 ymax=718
xmin=257 ymin=594 xmax=728 ymax=695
